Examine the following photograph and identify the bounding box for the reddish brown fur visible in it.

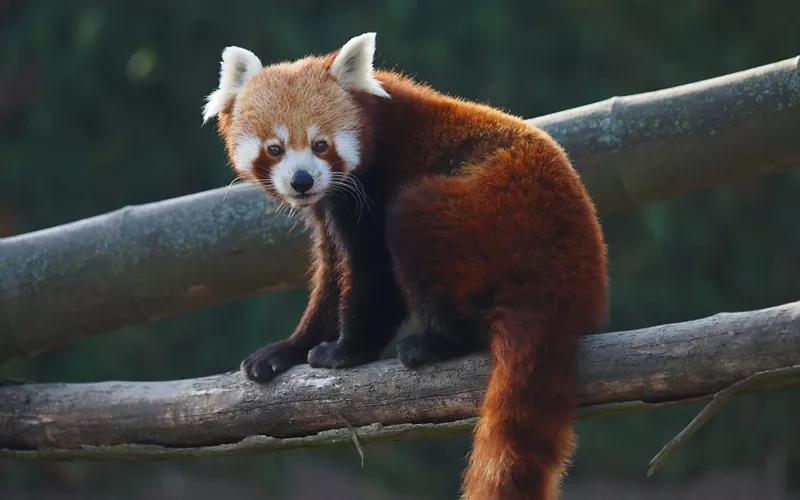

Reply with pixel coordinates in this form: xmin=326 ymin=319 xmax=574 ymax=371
xmin=213 ymin=47 xmax=608 ymax=500
xmin=378 ymin=79 xmax=608 ymax=498
xmin=228 ymin=58 xmax=364 ymax=147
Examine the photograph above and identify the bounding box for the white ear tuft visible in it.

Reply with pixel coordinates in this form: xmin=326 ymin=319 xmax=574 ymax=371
xmin=202 ymin=46 xmax=262 ymax=123
xmin=329 ymin=32 xmax=390 ymax=98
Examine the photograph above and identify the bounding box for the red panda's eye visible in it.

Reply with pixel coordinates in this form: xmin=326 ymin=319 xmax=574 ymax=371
xmin=312 ymin=140 xmax=328 ymax=154
xmin=267 ymin=145 xmax=284 ymax=157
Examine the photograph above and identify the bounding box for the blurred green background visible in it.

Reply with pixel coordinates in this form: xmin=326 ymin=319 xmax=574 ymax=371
xmin=1 ymin=0 xmax=799 ymax=498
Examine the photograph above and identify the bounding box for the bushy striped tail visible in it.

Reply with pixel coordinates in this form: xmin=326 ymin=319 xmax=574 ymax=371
xmin=462 ymin=306 xmax=580 ymax=500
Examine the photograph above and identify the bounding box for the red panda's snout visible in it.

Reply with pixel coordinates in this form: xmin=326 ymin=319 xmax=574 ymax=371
xmin=266 ymin=142 xmax=334 ymax=207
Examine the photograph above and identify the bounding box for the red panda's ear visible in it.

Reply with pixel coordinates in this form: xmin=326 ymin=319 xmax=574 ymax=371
xmin=202 ymin=46 xmax=263 ymax=124
xmin=329 ymin=32 xmax=390 ymax=99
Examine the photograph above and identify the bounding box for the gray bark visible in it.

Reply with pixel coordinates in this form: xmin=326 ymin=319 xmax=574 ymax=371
xmin=533 ymin=56 xmax=800 ymax=213
xmin=1 ymin=56 xmax=799 ymax=362
xmin=1 ymin=301 xmax=798 ymax=460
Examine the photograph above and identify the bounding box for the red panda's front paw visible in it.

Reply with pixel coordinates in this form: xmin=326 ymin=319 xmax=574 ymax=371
xmin=307 ymin=340 xmax=380 ymax=369
xmin=240 ymin=340 xmax=308 ymax=382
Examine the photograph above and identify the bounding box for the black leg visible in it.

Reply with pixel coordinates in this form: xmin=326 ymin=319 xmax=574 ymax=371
xmin=307 ymin=258 xmax=407 ymax=369
xmin=396 ymin=316 xmax=486 ymax=368
xmin=306 ymin=207 xmax=408 ymax=370
xmin=241 ymin=223 xmax=340 ymax=382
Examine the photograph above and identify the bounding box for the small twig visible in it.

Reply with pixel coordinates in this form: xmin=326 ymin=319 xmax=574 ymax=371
xmin=338 ymin=412 xmax=365 ymax=467
xmin=647 ymin=385 xmax=736 ymax=477
xmin=647 ymin=365 xmax=800 ymax=477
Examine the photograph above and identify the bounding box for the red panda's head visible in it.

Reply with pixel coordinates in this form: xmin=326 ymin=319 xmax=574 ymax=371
xmin=202 ymin=33 xmax=389 ymax=208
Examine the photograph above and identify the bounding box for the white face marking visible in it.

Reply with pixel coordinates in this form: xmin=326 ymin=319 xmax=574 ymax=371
xmin=307 ymin=124 xmax=320 ymax=142
xmin=333 ymin=130 xmax=361 ymax=171
xmin=271 ymin=148 xmax=332 ymax=207
xmin=273 ymin=124 xmax=289 ymax=144
xmin=233 ymin=133 xmax=262 ymax=176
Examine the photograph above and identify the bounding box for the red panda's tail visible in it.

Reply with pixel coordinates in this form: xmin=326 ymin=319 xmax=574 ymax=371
xmin=462 ymin=306 xmax=580 ymax=500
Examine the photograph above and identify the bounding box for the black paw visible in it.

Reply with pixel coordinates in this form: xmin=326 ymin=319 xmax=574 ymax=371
xmin=307 ymin=340 xmax=380 ymax=369
xmin=240 ymin=340 xmax=308 ymax=382
xmin=396 ymin=330 xmax=479 ymax=368
xmin=396 ymin=332 xmax=441 ymax=368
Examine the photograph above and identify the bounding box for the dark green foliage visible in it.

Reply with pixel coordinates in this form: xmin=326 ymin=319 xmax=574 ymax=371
xmin=1 ymin=1 xmax=799 ymax=498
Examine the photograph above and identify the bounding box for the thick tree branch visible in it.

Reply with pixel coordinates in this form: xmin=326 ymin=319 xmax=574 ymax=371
xmin=534 ymin=56 xmax=800 ymax=213
xmin=1 ymin=56 xmax=799 ymax=362
xmin=1 ymin=301 xmax=798 ymax=460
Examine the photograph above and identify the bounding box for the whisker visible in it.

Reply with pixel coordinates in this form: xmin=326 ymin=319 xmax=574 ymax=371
xmin=223 ymin=177 xmax=268 ymax=200
xmin=329 ymin=179 xmax=361 ymax=213
xmin=328 ymin=171 xmax=373 ymax=221
xmin=222 ymin=177 xmax=241 ymax=202
xmin=331 ymin=182 xmax=362 ymax=212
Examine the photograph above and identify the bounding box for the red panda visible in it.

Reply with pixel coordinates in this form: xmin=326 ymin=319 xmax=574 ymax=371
xmin=202 ymin=33 xmax=608 ymax=500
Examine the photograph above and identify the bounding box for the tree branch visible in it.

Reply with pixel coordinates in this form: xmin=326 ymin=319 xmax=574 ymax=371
xmin=646 ymin=365 xmax=800 ymax=477
xmin=1 ymin=56 xmax=798 ymax=362
xmin=533 ymin=56 xmax=800 ymax=213
xmin=1 ymin=301 xmax=798 ymax=460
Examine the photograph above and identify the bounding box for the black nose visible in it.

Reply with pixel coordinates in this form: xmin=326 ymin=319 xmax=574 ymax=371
xmin=290 ymin=170 xmax=314 ymax=194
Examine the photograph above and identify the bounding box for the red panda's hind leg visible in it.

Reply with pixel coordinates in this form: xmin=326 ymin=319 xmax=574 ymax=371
xmin=396 ymin=317 xmax=486 ymax=368
xmin=386 ymin=176 xmax=491 ymax=369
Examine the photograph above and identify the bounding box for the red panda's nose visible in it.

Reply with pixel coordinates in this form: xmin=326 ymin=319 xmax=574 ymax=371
xmin=290 ymin=170 xmax=314 ymax=194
